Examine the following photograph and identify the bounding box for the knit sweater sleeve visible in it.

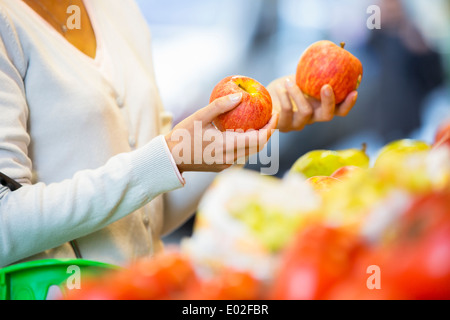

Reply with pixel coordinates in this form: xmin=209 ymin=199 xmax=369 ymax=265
xmin=0 ymin=8 xmax=183 ymax=267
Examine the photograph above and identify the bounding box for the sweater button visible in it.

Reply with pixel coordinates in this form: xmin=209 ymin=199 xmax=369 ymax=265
xmin=116 ymin=96 xmax=124 ymax=108
xmin=129 ymin=136 xmax=136 ymax=148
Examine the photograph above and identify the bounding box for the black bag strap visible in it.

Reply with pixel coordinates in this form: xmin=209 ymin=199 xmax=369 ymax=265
xmin=0 ymin=172 xmax=22 ymax=191
xmin=0 ymin=171 xmax=83 ymax=259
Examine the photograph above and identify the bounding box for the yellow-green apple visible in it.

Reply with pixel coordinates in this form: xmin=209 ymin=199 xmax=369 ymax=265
xmin=373 ymin=139 xmax=434 ymax=193
xmin=374 ymin=139 xmax=431 ymax=167
xmin=290 ymin=145 xmax=369 ymax=178
xmin=296 ymin=40 xmax=363 ymax=104
xmin=306 ymin=176 xmax=342 ymax=194
xmin=321 ymin=169 xmax=391 ymax=230
xmin=209 ymin=75 xmax=272 ymax=131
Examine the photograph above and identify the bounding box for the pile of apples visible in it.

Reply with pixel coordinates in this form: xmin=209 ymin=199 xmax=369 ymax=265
xmin=64 ymin=121 xmax=450 ymax=300
xmin=271 ymin=121 xmax=450 ymax=299
xmin=64 ymin=249 xmax=264 ymax=300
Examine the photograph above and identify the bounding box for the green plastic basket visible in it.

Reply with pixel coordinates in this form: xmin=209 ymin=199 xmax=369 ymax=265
xmin=0 ymin=259 xmax=120 ymax=300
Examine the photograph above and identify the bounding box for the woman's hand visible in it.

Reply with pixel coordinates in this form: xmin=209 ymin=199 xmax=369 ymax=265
xmin=267 ymin=75 xmax=358 ymax=132
xmin=165 ymin=93 xmax=279 ymax=173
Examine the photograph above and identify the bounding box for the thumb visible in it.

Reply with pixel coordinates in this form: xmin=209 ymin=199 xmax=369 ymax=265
xmin=193 ymin=93 xmax=242 ymax=124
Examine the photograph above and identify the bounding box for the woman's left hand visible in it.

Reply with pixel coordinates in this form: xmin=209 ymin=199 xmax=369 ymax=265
xmin=267 ymin=75 xmax=359 ymax=132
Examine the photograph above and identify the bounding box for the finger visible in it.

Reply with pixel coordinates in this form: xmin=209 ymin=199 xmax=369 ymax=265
xmin=228 ymin=133 xmax=267 ymax=163
xmin=203 ymin=122 xmax=216 ymax=130
xmin=314 ymin=84 xmax=335 ymax=122
xmin=225 ymin=114 xmax=278 ymax=159
xmin=253 ymin=114 xmax=279 ymax=150
xmin=268 ymin=85 xmax=282 ymax=114
xmin=285 ymin=78 xmax=313 ymax=130
xmin=261 ymin=112 xmax=279 ymax=131
xmin=230 ymin=146 xmax=259 ymax=164
xmin=193 ymin=93 xmax=242 ymax=124
xmin=223 ymin=113 xmax=278 ymax=150
xmin=235 ymin=131 xmax=260 ymax=163
xmin=221 ymin=130 xmax=253 ymax=165
xmin=255 ymin=113 xmax=279 ymax=148
xmin=276 ymin=84 xmax=294 ymax=131
xmin=336 ymin=91 xmax=358 ymax=117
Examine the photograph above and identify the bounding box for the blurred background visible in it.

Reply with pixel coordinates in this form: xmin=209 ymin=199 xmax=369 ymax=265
xmin=134 ymin=0 xmax=450 ymax=243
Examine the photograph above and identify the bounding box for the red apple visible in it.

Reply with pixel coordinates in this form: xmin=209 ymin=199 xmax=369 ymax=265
xmin=209 ymin=75 xmax=272 ymax=131
xmin=180 ymin=268 xmax=262 ymax=300
xmin=269 ymin=225 xmax=365 ymax=300
xmin=305 ymin=176 xmax=341 ymax=193
xmin=331 ymin=165 xmax=363 ymax=180
xmin=433 ymin=121 xmax=450 ymax=149
xmin=296 ymin=40 xmax=363 ymax=104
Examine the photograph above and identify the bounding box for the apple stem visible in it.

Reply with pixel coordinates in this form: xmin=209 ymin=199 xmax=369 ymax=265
xmin=340 ymin=42 xmax=346 ymax=49
xmin=361 ymin=142 xmax=367 ymax=153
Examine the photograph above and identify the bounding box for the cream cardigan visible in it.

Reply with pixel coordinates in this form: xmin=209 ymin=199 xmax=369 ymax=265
xmin=0 ymin=0 xmax=216 ymax=267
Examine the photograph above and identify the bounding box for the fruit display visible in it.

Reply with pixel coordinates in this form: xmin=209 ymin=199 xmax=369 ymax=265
xmin=59 ymin=37 xmax=449 ymax=300
xmin=64 ymin=249 xmax=266 ymax=300
xmin=296 ymin=40 xmax=363 ymax=104
xmin=65 ymin=250 xmax=203 ymax=300
xmin=209 ymin=75 xmax=273 ymax=131
xmin=63 ymin=135 xmax=450 ymax=300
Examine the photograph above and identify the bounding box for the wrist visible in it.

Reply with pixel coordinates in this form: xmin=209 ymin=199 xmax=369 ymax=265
xmin=163 ymin=133 xmax=186 ymax=183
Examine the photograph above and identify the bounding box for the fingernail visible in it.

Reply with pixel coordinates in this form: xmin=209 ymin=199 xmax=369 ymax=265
xmin=285 ymin=77 xmax=294 ymax=88
xmin=353 ymin=92 xmax=358 ymax=103
xmin=229 ymin=93 xmax=242 ymax=102
xmin=323 ymin=85 xmax=332 ymax=97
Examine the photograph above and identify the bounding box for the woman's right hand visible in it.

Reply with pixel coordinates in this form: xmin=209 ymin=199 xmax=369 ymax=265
xmin=165 ymin=93 xmax=279 ymax=173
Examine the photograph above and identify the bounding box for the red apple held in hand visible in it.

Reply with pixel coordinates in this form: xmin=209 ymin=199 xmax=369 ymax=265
xmin=209 ymin=75 xmax=273 ymax=131
xmin=296 ymin=40 xmax=363 ymax=104
xmin=331 ymin=165 xmax=363 ymax=180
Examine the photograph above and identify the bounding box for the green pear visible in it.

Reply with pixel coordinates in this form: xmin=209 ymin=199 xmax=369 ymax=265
xmin=338 ymin=146 xmax=371 ymax=168
xmin=291 ymin=144 xmax=370 ymax=178
xmin=291 ymin=150 xmax=342 ymax=178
